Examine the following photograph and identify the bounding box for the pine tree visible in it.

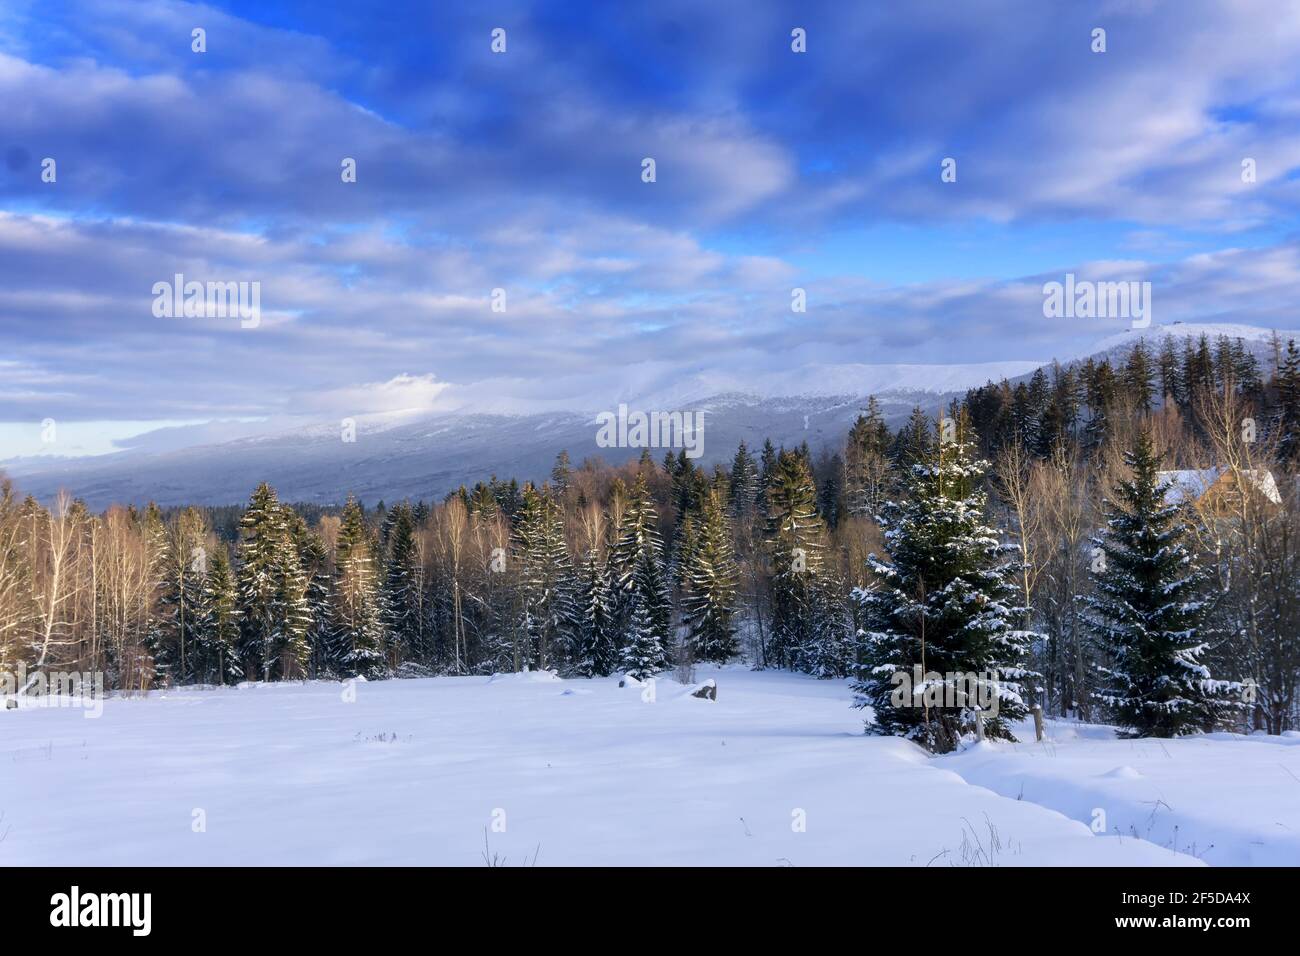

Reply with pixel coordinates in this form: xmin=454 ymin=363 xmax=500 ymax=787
xmin=141 ymin=503 xmax=169 ymax=683
xmin=469 ymin=482 xmax=500 ymax=524
xmin=1038 ymin=362 xmax=1079 ymax=453
xmin=765 ymin=449 xmax=842 ymax=672
xmin=1080 ymin=430 xmax=1238 ymax=737
xmin=892 ymin=406 xmax=933 ymax=471
xmin=758 ymin=439 xmax=778 ymax=497
xmin=620 ymin=600 xmax=663 ymax=681
xmin=332 ymin=496 xmax=387 ymax=679
xmin=844 ymin=398 xmax=891 ymax=518
xmin=513 ymin=484 xmax=576 ymax=671
xmin=610 ymin=472 xmax=664 ymax=612
xmin=630 ymin=546 xmax=673 ymax=670
xmin=1083 ymin=358 xmax=1118 ymax=448
xmin=817 ymin=455 xmax=843 ymax=529
xmin=150 ymin=507 xmax=207 ymax=684
xmin=571 ymin=547 xmax=617 ymax=677
xmin=381 ymin=503 xmax=424 ymax=662
xmin=1123 ymin=340 xmax=1155 ymax=414
xmin=551 ymin=450 xmax=572 ymax=495
xmin=728 ymin=441 xmax=760 ymax=517
xmin=290 ymin=518 xmax=334 ymax=676
xmin=276 ymin=518 xmax=314 ymax=680
xmin=1276 ymin=338 xmax=1300 ymax=464
xmin=682 ymin=488 xmax=739 ymax=663
xmin=194 ymin=545 xmax=242 ymax=685
xmin=236 ymin=484 xmax=311 ymax=681
xmin=851 ymin=416 xmax=1038 ymax=753
xmin=1158 ymin=335 xmax=1183 ymax=406
xmin=673 ymin=511 xmax=700 ymax=595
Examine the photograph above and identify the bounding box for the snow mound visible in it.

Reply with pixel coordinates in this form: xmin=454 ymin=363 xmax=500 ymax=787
xmin=488 ymin=669 xmax=560 ymax=684
xmin=1101 ymin=765 xmax=1143 ymax=780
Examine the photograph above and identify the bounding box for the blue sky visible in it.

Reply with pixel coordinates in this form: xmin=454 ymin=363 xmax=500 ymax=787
xmin=3 ymin=0 xmax=1300 ymax=457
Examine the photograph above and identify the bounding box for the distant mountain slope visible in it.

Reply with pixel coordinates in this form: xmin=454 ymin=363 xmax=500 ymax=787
xmin=6 ymin=324 xmax=1297 ymax=509
xmin=4 ymin=392 xmax=952 ymax=508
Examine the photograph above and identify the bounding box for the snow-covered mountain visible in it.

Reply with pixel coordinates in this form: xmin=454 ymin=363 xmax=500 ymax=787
xmin=4 ymin=323 xmax=1295 ymax=509
xmin=1083 ymin=321 xmax=1294 ymax=364
xmin=2 ymin=392 xmax=961 ymax=509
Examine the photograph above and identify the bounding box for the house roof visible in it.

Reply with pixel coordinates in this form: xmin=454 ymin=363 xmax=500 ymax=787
xmin=1157 ymin=467 xmax=1282 ymax=506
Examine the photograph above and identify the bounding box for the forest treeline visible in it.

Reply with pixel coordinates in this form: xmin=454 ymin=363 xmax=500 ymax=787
xmin=2 ymin=332 xmax=1299 ymax=745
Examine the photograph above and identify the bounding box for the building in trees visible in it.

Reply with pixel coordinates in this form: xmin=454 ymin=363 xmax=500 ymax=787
xmin=1081 ymin=431 xmax=1239 ymax=737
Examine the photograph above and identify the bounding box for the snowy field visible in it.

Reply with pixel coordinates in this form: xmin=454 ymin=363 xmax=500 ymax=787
xmin=2 ymin=666 xmax=1296 ymax=866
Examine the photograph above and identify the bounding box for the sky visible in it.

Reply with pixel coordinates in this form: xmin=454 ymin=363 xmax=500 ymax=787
xmin=3 ymin=0 xmax=1300 ymax=458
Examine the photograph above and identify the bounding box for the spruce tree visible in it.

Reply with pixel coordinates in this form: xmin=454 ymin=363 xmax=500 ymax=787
xmin=194 ymin=545 xmax=242 ymax=685
xmin=151 ymin=507 xmax=207 ymax=684
xmin=513 ymin=484 xmax=577 ymax=671
xmin=1080 ymin=430 xmax=1238 ymax=737
xmin=681 ymin=488 xmax=739 ymax=663
xmin=892 ymin=406 xmax=933 ymax=471
xmin=620 ymin=600 xmax=663 ymax=682
xmin=844 ymin=398 xmax=891 ymax=518
xmin=551 ymin=450 xmax=572 ymax=495
xmin=758 ymin=439 xmax=778 ymax=497
xmin=765 ymin=449 xmax=842 ymax=672
xmin=1158 ymin=335 xmax=1183 ymax=406
xmin=290 ymin=518 xmax=335 ymax=676
xmin=851 ymin=416 xmax=1038 ymax=753
xmin=1123 ymin=341 xmax=1155 ymax=414
xmin=572 ymin=547 xmax=617 ymax=677
xmin=610 ymin=472 xmax=664 ymax=611
xmin=630 ymin=547 xmax=673 ymax=670
xmin=236 ymin=483 xmax=312 ymax=681
xmin=728 ymin=441 xmax=760 ymax=517
xmin=332 ymin=496 xmax=387 ymax=679
xmin=381 ymin=503 xmax=424 ymax=662
xmin=1276 ymin=338 xmax=1300 ymax=464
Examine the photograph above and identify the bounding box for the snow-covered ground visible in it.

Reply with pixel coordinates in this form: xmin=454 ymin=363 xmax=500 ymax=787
xmin=937 ymin=721 xmax=1300 ymax=866
xmin=1 ymin=667 xmax=1293 ymax=866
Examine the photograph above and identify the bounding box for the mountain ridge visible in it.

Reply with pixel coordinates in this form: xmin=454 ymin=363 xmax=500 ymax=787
xmin=6 ymin=323 xmax=1296 ymax=508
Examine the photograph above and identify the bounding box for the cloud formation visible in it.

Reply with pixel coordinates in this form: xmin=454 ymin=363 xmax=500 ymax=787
xmin=2 ymin=0 xmax=1299 ymax=453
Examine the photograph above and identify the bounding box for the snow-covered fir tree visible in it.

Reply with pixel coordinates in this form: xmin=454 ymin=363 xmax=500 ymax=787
xmin=764 ymin=449 xmax=844 ymax=673
xmin=609 ymin=471 xmax=673 ymax=660
xmin=1276 ymin=338 xmax=1300 ymax=464
xmin=192 ymin=544 xmax=242 ymax=685
xmin=289 ymin=516 xmax=334 ymax=676
xmin=571 ymin=546 xmax=617 ymax=677
xmin=550 ymin=450 xmax=572 ymax=495
xmin=149 ymin=506 xmax=207 ymax=685
xmin=1080 ymin=429 xmax=1239 ymax=737
xmin=236 ymin=483 xmax=312 ymax=681
xmin=629 ymin=546 xmax=673 ymax=671
xmin=513 ymin=484 xmax=577 ymax=671
xmin=852 ymin=415 xmax=1038 ymax=753
xmin=610 ymin=472 xmax=662 ymax=599
xmin=758 ymin=439 xmax=778 ymax=497
xmin=844 ymin=398 xmax=892 ymax=520
xmin=620 ymin=599 xmax=663 ymax=681
xmin=141 ymin=502 xmax=170 ymax=683
xmin=381 ymin=502 xmax=424 ymax=662
xmin=728 ymin=441 xmax=760 ymax=517
xmin=672 ymin=510 xmax=699 ymax=595
xmin=332 ymin=496 xmax=387 ymax=679
xmin=681 ymin=487 xmax=739 ymax=663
